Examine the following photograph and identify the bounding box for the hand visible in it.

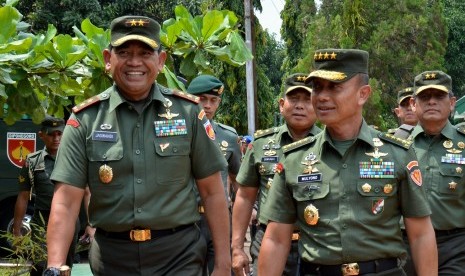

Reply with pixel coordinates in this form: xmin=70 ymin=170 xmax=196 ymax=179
xmin=79 ymin=225 xmax=96 ymax=245
xmin=232 ymin=248 xmax=250 ymax=276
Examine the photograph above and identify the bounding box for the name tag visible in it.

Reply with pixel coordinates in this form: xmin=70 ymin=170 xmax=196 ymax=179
xmin=261 ymin=156 xmax=278 ymax=163
xmin=297 ymin=173 xmax=322 ymax=183
xmin=92 ymin=131 xmax=118 ymax=142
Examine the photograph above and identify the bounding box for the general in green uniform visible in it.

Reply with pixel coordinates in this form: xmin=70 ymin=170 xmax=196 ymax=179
xmin=46 ymin=16 xmax=230 ymax=276
xmin=410 ymin=70 xmax=465 ymax=275
xmin=232 ymin=73 xmax=321 ymax=276
xmin=187 ymin=75 xmax=242 ymax=275
xmin=258 ymin=49 xmax=437 ymax=276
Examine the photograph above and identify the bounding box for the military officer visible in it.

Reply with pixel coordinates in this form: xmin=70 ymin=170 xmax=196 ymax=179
xmin=12 ymin=115 xmax=78 ymax=276
xmin=232 ymin=73 xmax=321 ymax=276
xmin=258 ymin=49 xmax=437 ymax=276
xmin=44 ymin=15 xmax=230 ymax=276
xmin=187 ymin=75 xmax=242 ymax=275
xmin=390 ymin=87 xmax=418 ymax=139
xmin=410 ymin=70 xmax=465 ymax=274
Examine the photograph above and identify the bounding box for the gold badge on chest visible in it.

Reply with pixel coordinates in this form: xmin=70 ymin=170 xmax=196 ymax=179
xmin=99 ymin=164 xmax=113 ymax=184
xmin=304 ymin=204 xmax=319 ymax=225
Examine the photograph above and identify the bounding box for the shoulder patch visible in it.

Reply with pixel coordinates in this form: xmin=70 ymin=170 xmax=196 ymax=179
xmin=282 ymin=136 xmax=315 ymax=153
xmin=378 ymin=132 xmax=412 ymax=149
xmin=456 ymin=125 xmax=465 ymax=135
xmin=172 ymin=90 xmax=199 ymax=104
xmin=254 ymin=127 xmax=278 ymax=139
xmin=217 ymin=123 xmax=238 ymax=135
xmin=72 ymin=92 xmax=109 ymax=113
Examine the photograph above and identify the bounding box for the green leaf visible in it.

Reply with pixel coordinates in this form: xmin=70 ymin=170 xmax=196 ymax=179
xmin=0 ymin=67 xmax=15 ymax=84
xmin=179 ymin=53 xmax=197 ymax=77
xmin=17 ymin=79 xmax=34 ymax=97
xmin=0 ymin=83 xmax=5 ymax=98
xmin=0 ymin=6 xmax=20 ymax=44
xmin=174 ymin=5 xmax=194 ymax=21
xmin=0 ymin=37 xmax=33 ymax=54
xmin=202 ymin=10 xmax=224 ymax=40
xmin=228 ymin=32 xmax=253 ymax=63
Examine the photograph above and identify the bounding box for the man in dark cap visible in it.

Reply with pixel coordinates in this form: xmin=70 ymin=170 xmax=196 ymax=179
xmin=187 ymin=74 xmax=242 ymax=275
xmin=44 ymin=16 xmax=230 ymax=276
xmin=12 ymin=115 xmax=78 ymax=275
xmin=258 ymin=49 xmax=437 ymax=275
xmin=409 ymin=70 xmax=465 ymax=275
xmin=232 ymin=73 xmax=321 ymax=276
xmin=390 ymin=87 xmax=418 ymax=139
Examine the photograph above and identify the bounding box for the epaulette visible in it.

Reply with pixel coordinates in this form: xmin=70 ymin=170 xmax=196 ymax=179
xmin=282 ymin=136 xmax=315 ymax=153
xmin=26 ymin=150 xmax=42 ymax=160
xmin=456 ymin=124 xmax=465 ymax=135
xmin=217 ymin=123 xmax=238 ymax=135
xmin=254 ymin=127 xmax=278 ymax=139
xmin=72 ymin=92 xmax=109 ymax=113
xmin=378 ymin=132 xmax=412 ymax=149
xmin=171 ymin=90 xmax=199 ymax=104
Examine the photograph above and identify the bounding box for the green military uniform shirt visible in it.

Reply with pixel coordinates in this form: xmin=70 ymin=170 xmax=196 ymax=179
xmin=18 ymin=148 xmax=56 ymax=211
xmin=211 ymin=121 xmax=241 ymax=200
xmin=236 ymin=123 xmax=321 ymax=224
xmin=261 ymin=120 xmax=431 ymax=265
xmin=411 ymin=121 xmax=465 ymax=230
xmin=51 ymin=83 xmax=227 ymax=232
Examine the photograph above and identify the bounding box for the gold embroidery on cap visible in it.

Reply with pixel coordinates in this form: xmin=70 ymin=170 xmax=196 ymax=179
xmin=315 ymin=52 xmax=338 ymax=61
xmin=309 ymin=70 xmax=347 ymax=81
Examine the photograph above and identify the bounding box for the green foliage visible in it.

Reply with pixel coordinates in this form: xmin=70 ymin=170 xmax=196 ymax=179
xmin=0 ymin=4 xmax=252 ymax=124
xmin=290 ymin=0 xmax=447 ymax=130
xmin=0 ymin=217 xmax=47 ymax=275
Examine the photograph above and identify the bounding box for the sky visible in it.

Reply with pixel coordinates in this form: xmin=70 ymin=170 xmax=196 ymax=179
xmin=255 ymin=0 xmax=285 ymax=41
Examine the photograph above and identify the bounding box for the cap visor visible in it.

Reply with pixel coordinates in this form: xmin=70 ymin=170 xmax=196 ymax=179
xmin=285 ymin=86 xmax=312 ymax=94
xmin=112 ymin=35 xmax=159 ymax=49
xmin=305 ymin=70 xmax=353 ymax=84
xmin=415 ymin=85 xmax=449 ymax=95
xmin=398 ymin=96 xmax=412 ymax=105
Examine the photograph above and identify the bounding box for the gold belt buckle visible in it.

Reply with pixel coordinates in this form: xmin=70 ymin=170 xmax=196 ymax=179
xmin=291 ymin=233 xmax=300 ymax=241
xmin=130 ymin=229 xmax=151 ymax=241
xmin=198 ymin=205 xmax=205 ymax=214
xmin=341 ymin=263 xmax=359 ymax=276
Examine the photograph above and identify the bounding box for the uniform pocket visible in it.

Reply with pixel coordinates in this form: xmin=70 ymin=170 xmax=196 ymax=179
xmin=86 ymin=140 xmax=123 ymax=189
xmin=154 ymin=138 xmax=190 ymax=185
xmin=438 ymin=164 xmax=463 ymax=196
xmin=355 ymin=180 xmax=397 ymax=224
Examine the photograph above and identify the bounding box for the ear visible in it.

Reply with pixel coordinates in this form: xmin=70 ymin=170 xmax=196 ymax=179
xmin=410 ymin=97 xmax=417 ymax=112
xmin=156 ymin=51 xmax=167 ymax=71
xmin=279 ymin=98 xmax=285 ymax=113
xmin=358 ymin=85 xmax=371 ymax=105
xmin=103 ymin=49 xmax=111 ymax=71
xmin=450 ymin=96 xmax=457 ymax=114
xmin=394 ymin=107 xmax=401 ymax=117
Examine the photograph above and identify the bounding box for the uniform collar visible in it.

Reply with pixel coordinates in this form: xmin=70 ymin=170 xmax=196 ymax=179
xmin=108 ymin=83 xmax=166 ymax=112
xmin=412 ymin=120 xmax=455 ymax=140
xmin=321 ymin=119 xmax=375 ymax=147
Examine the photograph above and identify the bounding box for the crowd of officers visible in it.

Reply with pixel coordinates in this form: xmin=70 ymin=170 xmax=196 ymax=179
xmin=15 ymin=14 xmax=464 ymax=276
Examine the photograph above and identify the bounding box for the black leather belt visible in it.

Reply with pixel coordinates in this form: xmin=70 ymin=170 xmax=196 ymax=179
xmin=97 ymin=224 xmax=194 ymax=242
xmin=301 ymin=258 xmax=397 ymax=276
xmin=435 ymin=228 xmax=465 ymax=237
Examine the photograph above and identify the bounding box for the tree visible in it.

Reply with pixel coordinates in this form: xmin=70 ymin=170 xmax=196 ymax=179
xmin=290 ymin=0 xmax=447 ymax=130
xmin=443 ymin=0 xmax=465 ymax=98
xmin=0 ymin=2 xmax=252 ymax=124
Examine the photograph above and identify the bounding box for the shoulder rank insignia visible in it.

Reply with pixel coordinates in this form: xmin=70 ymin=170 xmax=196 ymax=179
xmin=172 ymin=90 xmax=199 ymax=104
xmin=282 ymin=136 xmax=315 ymax=153
xmin=254 ymin=127 xmax=278 ymax=139
xmin=378 ymin=132 xmax=412 ymax=149
xmin=218 ymin=123 xmax=238 ymax=135
xmin=72 ymin=93 xmax=108 ymax=113
xmin=456 ymin=125 xmax=465 ymax=136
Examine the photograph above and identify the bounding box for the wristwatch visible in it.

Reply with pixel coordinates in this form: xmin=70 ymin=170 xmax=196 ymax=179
xmin=42 ymin=265 xmax=71 ymax=276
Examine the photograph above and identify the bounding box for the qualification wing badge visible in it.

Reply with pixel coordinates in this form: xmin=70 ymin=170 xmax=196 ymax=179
xmin=158 ymin=98 xmax=179 ymax=120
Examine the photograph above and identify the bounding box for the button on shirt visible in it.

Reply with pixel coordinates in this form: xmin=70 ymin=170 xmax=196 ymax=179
xmin=411 ymin=121 xmax=465 ymax=230
xmin=260 ymin=121 xmax=431 ymax=265
xmin=51 ymin=84 xmax=227 ymax=232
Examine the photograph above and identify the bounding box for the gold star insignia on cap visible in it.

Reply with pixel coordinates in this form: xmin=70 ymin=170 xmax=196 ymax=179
xmin=314 ymin=52 xmax=318 ymax=59
xmin=129 ymin=19 xmax=137 ymax=26
xmin=330 ymin=52 xmax=337 ymax=59
xmin=323 ymin=52 xmax=330 ymax=59
xmin=318 ymin=52 xmax=324 ymax=59
xmin=296 ymin=76 xmax=306 ymax=82
xmin=430 ymin=72 xmax=436 ymax=78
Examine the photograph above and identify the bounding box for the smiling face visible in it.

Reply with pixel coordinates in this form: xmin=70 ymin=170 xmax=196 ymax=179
xmin=279 ymin=89 xmax=316 ymax=133
xmin=103 ymin=40 xmax=166 ymax=101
